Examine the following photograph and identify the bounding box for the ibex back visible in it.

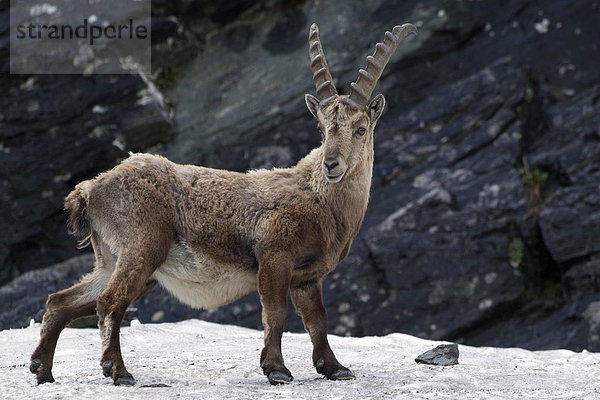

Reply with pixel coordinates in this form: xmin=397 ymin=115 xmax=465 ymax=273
xmin=30 ymin=22 xmax=416 ymax=386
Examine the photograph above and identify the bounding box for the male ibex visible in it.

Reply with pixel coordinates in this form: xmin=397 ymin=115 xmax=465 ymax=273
xmin=30 ymin=22 xmax=416 ymax=386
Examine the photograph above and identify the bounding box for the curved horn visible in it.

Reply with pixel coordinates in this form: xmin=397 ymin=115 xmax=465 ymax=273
xmin=308 ymin=23 xmax=338 ymax=100
xmin=349 ymin=23 xmax=417 ymax=106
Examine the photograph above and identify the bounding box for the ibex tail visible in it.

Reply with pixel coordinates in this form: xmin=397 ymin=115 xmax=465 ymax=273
xmin=64 ymin=181 xmax=93 ymax=248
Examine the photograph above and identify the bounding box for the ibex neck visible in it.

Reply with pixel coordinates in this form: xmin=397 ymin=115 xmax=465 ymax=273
xmin=304 ymin=145 xmax=373 ymax=233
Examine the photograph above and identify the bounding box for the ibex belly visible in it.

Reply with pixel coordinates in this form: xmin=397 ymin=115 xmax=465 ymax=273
xmin=152 ymin=238 xmax=257 ymax=310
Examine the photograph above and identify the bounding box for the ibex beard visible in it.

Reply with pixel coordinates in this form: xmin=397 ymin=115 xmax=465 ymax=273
xmin=30 ymin=22 xmax=416 ymax=386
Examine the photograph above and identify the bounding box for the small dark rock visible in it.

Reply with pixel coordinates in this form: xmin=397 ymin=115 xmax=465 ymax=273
xmin=415 ymin=344 xmax=459 ymax=366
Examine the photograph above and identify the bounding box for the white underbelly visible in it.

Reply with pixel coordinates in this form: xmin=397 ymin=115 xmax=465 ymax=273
xmin=152 ymin=240 xmax=257 ymax=310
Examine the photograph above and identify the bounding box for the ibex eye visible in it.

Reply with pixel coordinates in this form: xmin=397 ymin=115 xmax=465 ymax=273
xmin=355 ymin=127 xmax=366 ymax=136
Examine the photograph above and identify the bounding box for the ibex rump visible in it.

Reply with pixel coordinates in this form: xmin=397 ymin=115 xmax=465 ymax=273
xmin=30 ymin=22 xmax=416 ymax=386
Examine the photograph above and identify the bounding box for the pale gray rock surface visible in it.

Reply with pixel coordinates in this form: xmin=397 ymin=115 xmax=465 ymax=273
xmin=1 ymin=0 xmax=600 ymax=353
xmin=1 ymin=320 xmax=599 ymax=399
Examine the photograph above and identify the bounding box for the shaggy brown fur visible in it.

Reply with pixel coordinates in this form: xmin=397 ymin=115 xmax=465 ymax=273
xmin=30 ymin=22 xmax=416 ymax=386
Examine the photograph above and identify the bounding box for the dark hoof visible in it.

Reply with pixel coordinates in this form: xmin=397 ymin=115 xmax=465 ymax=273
xmin=315 ymin=358 xmax=356 ymax=381
xmin=102 ymin=360 xmax=113 ymax=377
xmin=329 ymin=368 xmax=356 ymax=381
xmin=114 ymin=375 xmax=135 ymax=386
xmin=30 ymin=359 xmax=55 ymax=384
xmin=29 ymin=359 xmax=41 ymax=374
xmin=267 ymin=370 xmax=293 ymax=385
xmin=36 ymin=374 xmax=56 ymax=385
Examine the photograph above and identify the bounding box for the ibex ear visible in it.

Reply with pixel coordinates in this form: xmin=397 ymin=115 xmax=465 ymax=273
xmin=305 ymin=94 xmax=320 ymax=119
xmin=367 ymin=94 xmax=385 ymax=125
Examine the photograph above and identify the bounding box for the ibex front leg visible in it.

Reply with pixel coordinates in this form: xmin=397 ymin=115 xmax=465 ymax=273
xmin=258 ymin=250 xmax=293 ymax=384
xmin=97 ymin=250 xmax=165 ymax=386
xmin=291 ymin=279 xmax=355 ymax=380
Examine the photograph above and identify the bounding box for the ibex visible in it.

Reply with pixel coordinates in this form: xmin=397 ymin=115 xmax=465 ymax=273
xmin=30 ymin=22 xmax=416 ymax=386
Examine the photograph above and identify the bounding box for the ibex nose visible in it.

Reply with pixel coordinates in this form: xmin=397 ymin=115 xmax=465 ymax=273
xmin=323 ymin=159 xmax=339 ymax=172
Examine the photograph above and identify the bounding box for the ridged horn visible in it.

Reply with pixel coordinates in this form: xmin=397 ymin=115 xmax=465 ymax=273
xmin=308 ymin=23 xmax=338 ymax=100
xmin=348 ymin=23 xmax=417 ymax=106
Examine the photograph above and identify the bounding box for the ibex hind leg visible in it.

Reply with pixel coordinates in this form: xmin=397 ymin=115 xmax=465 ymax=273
xmin=30 ymin=254 xmax=113 ymax=384
xmin=96 ymin=237 xmax=170 ymax=386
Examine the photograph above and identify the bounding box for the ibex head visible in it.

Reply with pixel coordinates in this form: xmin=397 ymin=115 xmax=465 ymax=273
xmin=305 ymin=23 xmax=417 ymax=183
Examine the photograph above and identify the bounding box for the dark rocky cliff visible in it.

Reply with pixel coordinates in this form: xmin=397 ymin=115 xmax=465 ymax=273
xmin=1 ymin=0 xmax=599 ymax=351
